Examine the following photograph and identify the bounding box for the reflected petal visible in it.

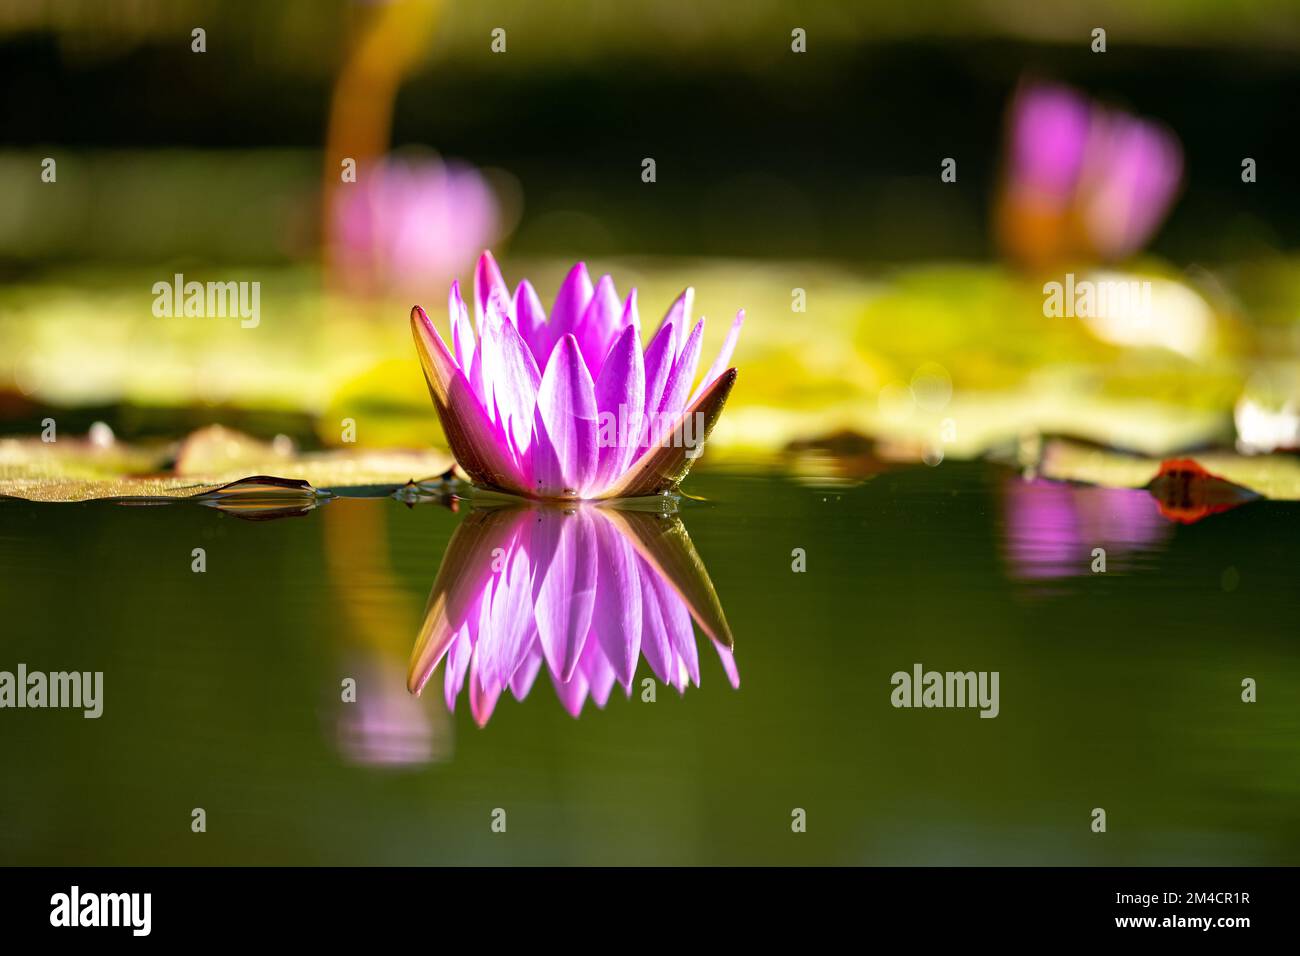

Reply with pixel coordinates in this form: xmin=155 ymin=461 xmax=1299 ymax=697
xmin=408 ymin=499 xmax=738 ymax=725
xmin=533 ymin=509 xmax=597 ymax=681
xmin=605 ymin=507 xmax=735 ymax=649
xmin=591 ymin=513 xmax=643 ymax=689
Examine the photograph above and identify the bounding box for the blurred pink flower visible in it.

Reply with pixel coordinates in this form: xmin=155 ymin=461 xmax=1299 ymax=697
xmin=330 ymin=155 xmax=502 ymax=296
xmin=998 ymin=81 xmax=1182 ymax=267
xmin=408 ymin=504 xmax=737 ymax=726
xmin=411 ymin=252 xmax=744 ymax=500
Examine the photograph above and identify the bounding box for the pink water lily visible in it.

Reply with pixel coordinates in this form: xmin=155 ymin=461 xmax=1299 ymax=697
xmin=411 ymin=252 xmax=743 ymax=500
xmin=408 ymin=503 xmax=738 ymax=725
xmin=330 ymin=155 xmax=502 ymax=297
xmin=997 ymin=80 xmax=1183 ymax=267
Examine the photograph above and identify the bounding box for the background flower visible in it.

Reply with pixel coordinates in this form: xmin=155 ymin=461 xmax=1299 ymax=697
xmin=329 ymin=155 xmax=504 ymax=297
xmin=997 ymin=80 xmax=1183 ymax=268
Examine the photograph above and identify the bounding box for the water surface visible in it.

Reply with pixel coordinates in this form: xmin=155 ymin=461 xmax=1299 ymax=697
xmin=1 ymin=464 xmax=1296 ymax=864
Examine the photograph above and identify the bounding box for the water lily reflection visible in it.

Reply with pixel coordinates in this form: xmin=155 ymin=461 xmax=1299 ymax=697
xmin=1002 ymin=477 xmax=1169 ymax=583
xmin=408 ymin=502 xmax=738 ymax=725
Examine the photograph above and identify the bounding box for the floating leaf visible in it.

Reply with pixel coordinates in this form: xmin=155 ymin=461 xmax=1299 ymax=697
xmin=1146 ymin=459 xmax=1259 ymax=523
xmin=1039 ymin=437 xmax=1300 ymax=502
xmin=0 ymin=427 xmax=454 ymax=502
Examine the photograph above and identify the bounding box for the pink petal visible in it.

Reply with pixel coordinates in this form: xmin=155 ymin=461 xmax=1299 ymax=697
xmin=536 ymin=261 xmax=592 ymax=365
xmin=620 ymin=288 xmax=641 ymax=337
xmin=638 ymin=555 xmax=673 ymax=685
xmin=640 ymin=319 xmax=677 ymax=441
xmin=515 ymin=279 xmax=548 ymax=358
xmin=443 ymin=626 xmax=472 ymax=712
xmin=590 ymin=508 xmax=643 ymax=688
xmin=713 ymin=638 xmax=740 ymax=689
xmin=654 ymin=287 xmax=693 ymax=352
xmin=645 ymin=318 xmax=704 ymax=451
xmin=689 ymin=309 xmax=744 ymax=406
xmin=603 ymin=368 xmax=736 ymax=499
xmin=468 ymin=646 xmax=502 ymax=727
xmin=550 ymin=666 xmax=589 ymax=719
xmin=573 ymin=274 xmax=622 ymax=379
xmin=533 ymin=334 xmax=599 ymax=498
xmin=509 ymin=642 xmax=545 ymax=701
xmin=449 ymin=281 xmax=475 ymax=373
xmin=583 ymin=634 xmax=618 ymax=709
xmin=480 ymin=299 xmax=541 ymax=458
xmin=478 ymin=544 xmax=537 ymax=694
xmin=657 ymin=318 xmax=704 ymax=422
xmin=533 ymin=510 xmax=597 ymax=681
xmin=592 ymin=324 xmax=645 ymax=491
xmin=650 ymin=569 xmax=699 ymax=687
xmin=473 ymin=250 xmax=509 ymax=332
xmin=410 ymin=306 xmax=528 ymax=494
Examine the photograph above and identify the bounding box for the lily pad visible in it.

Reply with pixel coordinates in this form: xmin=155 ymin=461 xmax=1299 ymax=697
xmin=1038 ymin=437 xmax=1300 ymax=501
xmin=0 ymin=425 xmax=453 ymax=502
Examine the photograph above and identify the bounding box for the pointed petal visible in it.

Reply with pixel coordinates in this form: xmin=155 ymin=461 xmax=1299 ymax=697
xmin=468 ymin=336 xmax=488 ymax=411
xmin=653 ymin=318 xmax=704 ymax=433
xmin=450 ymin=374 xmax=524 ymax=492
xmin=573 ymin=274 xmax=622 ymax=378
xmin=533 ymin=510 xmax=597 ymax=681
xmin=408 ymin=508 xmax=512 ymax=695
xmin=533 ymin=334 xmax=599 ymax=497
xmin=592 ymin=324 xmax=645 ymax=491
xmin=583 ymin=634 xmax=618 ymax=709
xmin=712 ymin=637 xmax=740 ymax=689
xmin=480 ymin=300 xmax=541 ymax=456
xmin=443 ymin=627 xmax=472 ymax=711
xmin=409 ymin=583 xmax=462 ymax=697
xmin=621 ymin=288 xmax=641 ymax=337
xmin=468 ymin=645 xmax=503 ymax=727
xmin=590 ymin=509 xmax=643 ymax=688
xmin=672 ymin=651 xmax=689 ymax=694
xmin=550 ymin=666 xmax=589 ymax=718
xmin=638 ymin=556 xmax=673 ymax=685
xmin=640 ymin=319 xmax=677 ymax=437
xmin=654 ymin=287 xmax=693 ymax=350
xmin=449 ymin=281 xmax=475 ymax=372
xmin=689 ymin=309 xmax=744 ymax=406
xmin=411 ymin=304 xmax=457 ymax=400
xmin=604 ymin=367 xmax=737 ymax=499
xmin=473 ymin=250 xmax=509 ymax=331
xmin=509 ymin=642 xmax=545 ymax=700
xmin=514 ymin=279 xmax=548 ymax=359
xmin=652 ymin=569 xmax=699 ymax=686
xmin=605 ymin=505 xmax=735 ymax=651
xmin=411 ymin=306 xmax=529 ymax=496
xmin=537 ymin=261 xmax=592 ymax=365
xmin=478 ymin=544 xmax=537 ymax=694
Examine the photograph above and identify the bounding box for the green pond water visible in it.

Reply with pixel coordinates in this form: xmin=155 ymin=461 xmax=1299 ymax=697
xmin=0 ymin=463 xmax=1296 ymax=865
